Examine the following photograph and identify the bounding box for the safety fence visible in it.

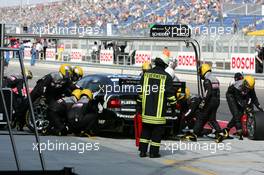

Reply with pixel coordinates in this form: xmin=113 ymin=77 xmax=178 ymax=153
xmin=17 ymin=46 xmax=261 ymax=75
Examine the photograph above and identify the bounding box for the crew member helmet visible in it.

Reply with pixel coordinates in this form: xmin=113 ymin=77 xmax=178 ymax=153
xmin=81 ymin=89 xmax=93 ymax=100
xmin=72 ymin=89 xmax=82 ymax=100
xmin=59 ymin=64 xmax=73 ymax=79
xmin=243 ymin=75 xmax=255 ymax=90
xmin=199 ymin=64 xmax=211 ymax=78
xmin=176 ymin=87 xmax=190 ymax=101
xmin=72 ymin=66 xmax=84 ymax=81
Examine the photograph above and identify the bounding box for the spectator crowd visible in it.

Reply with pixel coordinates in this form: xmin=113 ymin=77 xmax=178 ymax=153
xmin=0 ymin=0 xmax=263 ymax=35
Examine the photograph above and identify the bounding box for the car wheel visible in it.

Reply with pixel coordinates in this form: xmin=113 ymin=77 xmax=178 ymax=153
xmin=26 ymin=97 xmax=49 ymax=132
xmin=248 ymin=111 xmax=264 ymax=140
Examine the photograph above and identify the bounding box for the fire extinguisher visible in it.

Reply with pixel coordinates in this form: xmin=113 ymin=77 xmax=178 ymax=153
xmin=241 ymin=114 xmax=248 ymax=136
xmin=134 ymin=112 xmax=142 ymax=147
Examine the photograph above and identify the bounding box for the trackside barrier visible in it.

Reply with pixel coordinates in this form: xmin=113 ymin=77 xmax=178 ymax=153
xmin=11 ymin=59 xmax=264 ymax=80
xmin=46 ymin=48 xmax=56 ymax=61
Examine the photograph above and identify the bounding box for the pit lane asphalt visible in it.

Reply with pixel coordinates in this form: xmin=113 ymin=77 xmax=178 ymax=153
xmin=1 ymin=62 xmax=264 ymax=175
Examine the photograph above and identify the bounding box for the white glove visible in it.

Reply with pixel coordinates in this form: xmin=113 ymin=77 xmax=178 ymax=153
xmin=98 ymin=103 xmax=103 ymax=114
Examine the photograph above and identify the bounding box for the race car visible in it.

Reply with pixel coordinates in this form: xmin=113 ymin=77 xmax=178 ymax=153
xmin=76 ymin=74 xmax=185 ymax=134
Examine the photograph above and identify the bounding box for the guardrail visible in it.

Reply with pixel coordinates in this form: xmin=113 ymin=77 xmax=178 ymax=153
xmin=11 ymin=59 xmax=264 ymax=80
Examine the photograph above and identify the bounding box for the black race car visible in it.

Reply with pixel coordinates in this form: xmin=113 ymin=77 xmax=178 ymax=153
xmin=77 ymin=74 xmax=184 ymax=134
xmin=26 ymin=73 xmax=185 ymax=135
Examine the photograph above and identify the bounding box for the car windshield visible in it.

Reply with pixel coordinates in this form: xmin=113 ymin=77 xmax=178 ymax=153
xmin=77 ymin=75 xmax=113 ymax=92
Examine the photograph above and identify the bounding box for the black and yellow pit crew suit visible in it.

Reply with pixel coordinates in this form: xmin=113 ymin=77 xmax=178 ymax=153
xmin=193 ymin=71 xmax=222 ymax=137
xmin=179 ymin=95 xmax=202 ymax=132
xmin=226 ymin=80 xmax=262 ymax=132
xmin=46 ymin=94 xmax=79 ymax=135
xmin=67 ymin=95 xmax=98 ymax=136
xmin=137 ymin=58 xmax=176 ymax=157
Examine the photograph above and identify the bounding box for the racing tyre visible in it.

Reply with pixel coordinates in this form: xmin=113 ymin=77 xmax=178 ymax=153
xmin=26 ymin=97 xmax=49 ymax=132
xmin=247 ymin=111 xmax=264 ymax=140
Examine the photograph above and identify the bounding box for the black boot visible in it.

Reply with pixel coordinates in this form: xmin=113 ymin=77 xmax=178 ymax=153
xmin=215 ymin=133 xmax=224 ymax=143
xmin=180 ymin=132 xmax=197 ymax=142
xmin=139 ymin=152 xmax=147 ymax=158
xmin=236 ymin=130 xmax=243 ymax=140
xmin=149 ymin=153 xmax=161 ymax=158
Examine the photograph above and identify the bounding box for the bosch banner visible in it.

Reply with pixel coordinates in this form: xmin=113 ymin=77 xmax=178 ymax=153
xmin=135 ymin=51 xmax=151 ymax=66
xmin=230 ymin=53 xmax=255 ymax=74
xmin=46 ymin=48 xmax=56 ymax=61
xmin=70 ymin=49 xmax=84 ymax=62
xmin=100 ymin=50 xmax=114 ymax=64
xmin=176 ymin=52 xmax=196 ymax=70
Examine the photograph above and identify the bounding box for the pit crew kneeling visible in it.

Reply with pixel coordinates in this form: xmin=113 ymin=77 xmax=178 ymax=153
xmin=43 ymin=89 xmax=82 ymax=135
xmin=67 ymin=89 xmax=100 ymax=137
xmin=224 ymin=75 xmax=263 ymax=140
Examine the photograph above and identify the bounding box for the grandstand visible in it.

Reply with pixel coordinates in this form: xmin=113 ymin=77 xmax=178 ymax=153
xmin=0 ymin=0 xmax=263 ymax=36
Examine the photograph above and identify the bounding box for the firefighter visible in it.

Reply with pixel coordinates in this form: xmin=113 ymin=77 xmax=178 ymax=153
xmin=43 ymin=89 xmax=82 ymax=136
xmin=72 ymin=66 xmax=84 ymax=82
xmin=67 ymin=89 xmax=99 ymax=137
xmin=181 ymin=64 xmax=224 ymax=142
xmin=3 ymin=68 xmax=33 ymax=130
xmin=224 ymin=75 xmax=263 ymax=140
xmin=137 ymin=56 xmax=176 ymax=158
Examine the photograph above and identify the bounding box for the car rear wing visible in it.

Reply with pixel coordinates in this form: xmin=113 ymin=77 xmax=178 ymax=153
xmin=119 ymin=78 xmax=186 ymax=93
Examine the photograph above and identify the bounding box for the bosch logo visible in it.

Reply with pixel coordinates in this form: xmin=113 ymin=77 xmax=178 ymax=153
xmin=231 ymin=57 xmax=254 ymax=70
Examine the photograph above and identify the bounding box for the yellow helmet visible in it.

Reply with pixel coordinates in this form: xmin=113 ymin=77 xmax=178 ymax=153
xmin=24 ymin=68 xmax=33 ymax=79
xmin=142 ymin=62 xmax=152 ymax=71
xmin=243 ymin=75 xmax=255 ymax=90
xmin=72 ymin=89 xmax=82 ymax=100
xmin=199 ymin=64 xmax=211 ymax=77
xmin=81 ymin=89 xmax=93 ymax=100
xmin=72 ymin=66 xmax=84 ymax=81
xmin=176 ymin=87 xmax=190 ymax=100
xmin=59 ymin=64 xmax=73 ymax=78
